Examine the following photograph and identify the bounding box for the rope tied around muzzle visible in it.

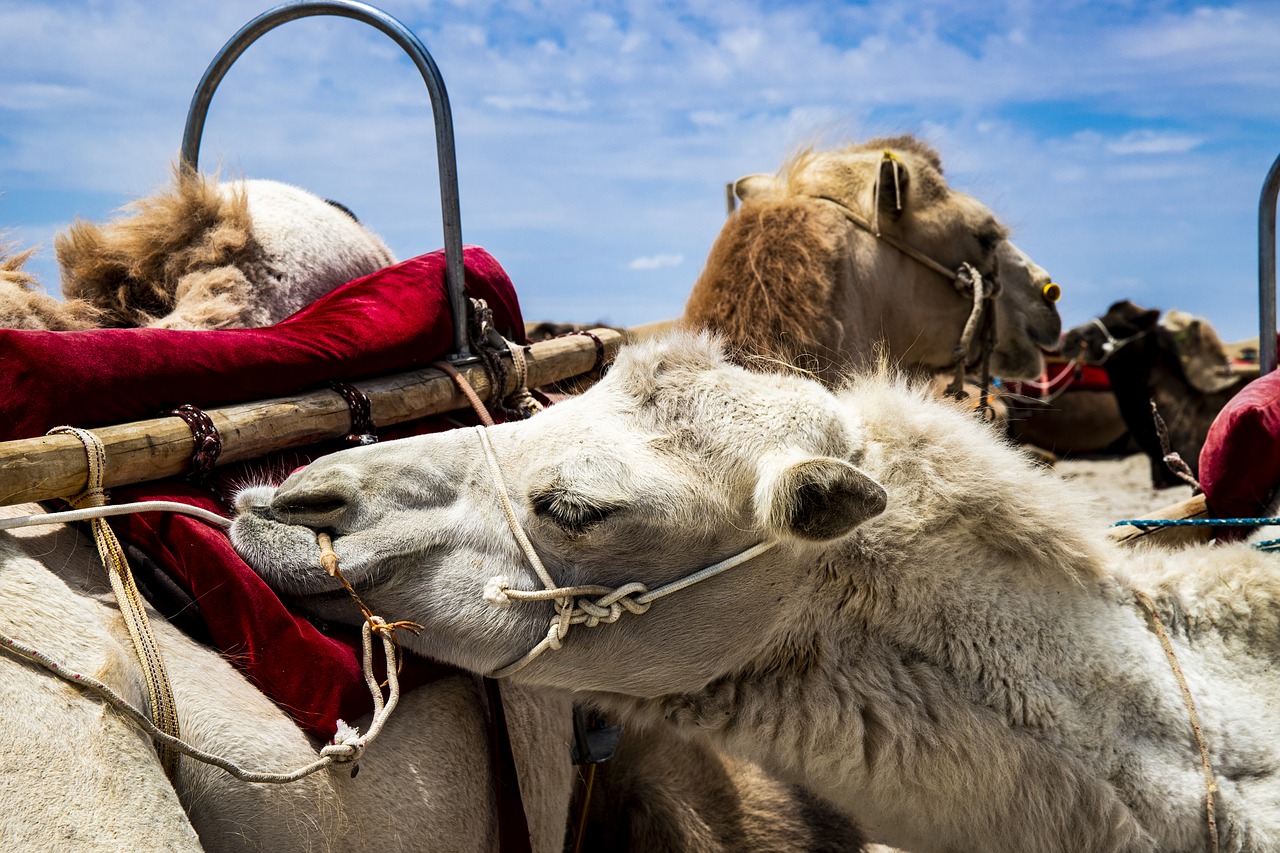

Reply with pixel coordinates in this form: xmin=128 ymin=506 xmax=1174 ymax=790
xmin=472 ymin=425 xmax=776 ymax=678
xmin=317 ymin=531 xmax=423 ymax=674
xmin=942 ymin=262 xmax=1000 ymax=419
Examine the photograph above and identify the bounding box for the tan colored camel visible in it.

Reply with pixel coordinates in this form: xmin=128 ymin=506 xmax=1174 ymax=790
xmin=235 ymin=331 xmax=1280 ymax=852
xmin=0 ymin=169 xmax=395 ymax=332
xmin=682 ymin=136 xmax=1061 ymax=387
xmin=0 ymin=242 xmax=102 ymax=329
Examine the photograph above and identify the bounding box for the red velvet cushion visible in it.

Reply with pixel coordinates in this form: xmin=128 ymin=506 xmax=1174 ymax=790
xmin=108 ymin=420 xmax=467 ymax=740
xmin=4 ymin=247 xmax=526 ymax=739
xmin=0 ymin=246 xmax=523 ymax=440
xmin=1199 ymin=368 xmax=1280 ymax=519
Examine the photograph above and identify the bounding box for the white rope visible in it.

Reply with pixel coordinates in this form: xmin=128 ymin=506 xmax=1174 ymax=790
xmin=472 ymin=425 xmax=776 ymax=679
xmin=0 ymin=492 xmax=400 ymax=783
xmin=1089 ymin=316 xmax=1144 ymax=360
xmin=0 ymin=618 xmax=399 ymax=783
xmin=1007 ymin=357 xmax=1083 ymax=404
xmin=0 ymin=501 xmax=232 ymax=531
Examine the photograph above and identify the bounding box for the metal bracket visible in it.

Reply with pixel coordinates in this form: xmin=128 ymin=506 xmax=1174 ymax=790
xmin=180 ymin=0 xmax=471 ymax=361
xmin=1259 ymin=150 xmax=1280 ymax=375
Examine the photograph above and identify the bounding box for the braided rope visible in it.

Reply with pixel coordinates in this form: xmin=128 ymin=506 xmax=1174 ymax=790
xmin=48 ymin=425 xmax=182 ymax=778
xmin=471 ymin=425 xmax=776 ymax=678
xmin=0 ymin=504 xmax=408 ymax=784
xmin=168 ymin=404 xmax=222 ymax=480
xmin=328 ymin=381 xmax=378 ymax=445
xmin=1133 ymin=590 xmax=1219 ymax=853
xmin=1112 ymin=517 xmax=1280 ymax=530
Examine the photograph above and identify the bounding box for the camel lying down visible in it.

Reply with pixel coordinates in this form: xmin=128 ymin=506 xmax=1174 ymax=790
xmin=233 ymin=335 xmax=1280 ymax=852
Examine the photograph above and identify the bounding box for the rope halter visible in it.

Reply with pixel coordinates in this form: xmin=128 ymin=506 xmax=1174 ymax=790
xmin=1085 ymin=316 xmax=1144 ymax=362
xmin=472 ymin=425 xmax=777 ymax=679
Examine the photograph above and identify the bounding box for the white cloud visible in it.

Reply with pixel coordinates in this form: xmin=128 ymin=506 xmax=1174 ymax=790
xmin=1106 ymin=131 xmax=1203 ymax=156
xmin=481 ymin=92 xmax=592 ymax=113
xmin=628 ymin=254 xmax=685 ymax=271
xmin=4 ymin=0 xmax=1280 ymax=340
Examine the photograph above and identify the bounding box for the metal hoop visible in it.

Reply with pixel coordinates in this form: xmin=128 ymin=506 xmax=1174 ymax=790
xmin=181 ymin=0 xmax=471 ymax=361
xmin=1259 ymin=150 xmax=1280 ymax=375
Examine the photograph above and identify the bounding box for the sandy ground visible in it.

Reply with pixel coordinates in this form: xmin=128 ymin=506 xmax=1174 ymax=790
xmin=1052 ymin=452 xmax=1194 ymax=524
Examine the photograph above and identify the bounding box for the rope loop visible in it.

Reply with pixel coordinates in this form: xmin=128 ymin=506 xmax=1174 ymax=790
xmin=327 ymin=382 xmax=378 ymax=446
xmin=168 ymin=404 xmax=222 ymax=479
xmin=45 ymin=425 xmax=182 ymax=778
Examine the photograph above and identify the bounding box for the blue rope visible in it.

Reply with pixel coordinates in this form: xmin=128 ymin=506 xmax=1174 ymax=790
xmin=1112 ymin=516 xmax=1280 ymax=551
xmin=1112 ymin=517 xmax=1280 ymax=530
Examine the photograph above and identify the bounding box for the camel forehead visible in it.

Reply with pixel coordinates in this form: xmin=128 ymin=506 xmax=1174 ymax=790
xmin=782 ymin=144 xmax=997 ymax=231
xmin=585 ymin=335 xmax=855 ymax=460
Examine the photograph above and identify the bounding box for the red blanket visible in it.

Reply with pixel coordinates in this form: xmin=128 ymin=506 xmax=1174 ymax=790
xmin=1002 ymin=358 xmax=1111 ymax=398
xmin=0 ymin=247 xmax=522 ymax=440
xmin=1200 ymin=367 xmax=1280 ymax=522
xmin=4 ymin=248 xmax=525 ymax=739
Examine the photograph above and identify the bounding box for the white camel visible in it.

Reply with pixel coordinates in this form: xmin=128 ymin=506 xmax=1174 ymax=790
xmin=682 ymin=136 xmax=1062 ymax=386
xmin=234 ymin=331 xmax=1280 ymax=852
xmin=0 ymin=173 xmax=588 ymax=853
xmin=2 ymin=176 xmax=864 ymax=850
xmin=0 ymin=506 xmax=574 ymax=851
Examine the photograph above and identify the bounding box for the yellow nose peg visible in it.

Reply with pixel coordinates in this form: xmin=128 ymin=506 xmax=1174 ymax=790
xmin=1042 ymin=281 xmax=1062 ymax=303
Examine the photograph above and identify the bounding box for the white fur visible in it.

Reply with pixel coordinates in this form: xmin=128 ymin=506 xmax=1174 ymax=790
xmin=234 ymin=332 xmax=1280 ymax=852
xmin=157 ymin=180 xmax=396 ymax=329
xmin=0 ymin=508 xmax=574 ymax=852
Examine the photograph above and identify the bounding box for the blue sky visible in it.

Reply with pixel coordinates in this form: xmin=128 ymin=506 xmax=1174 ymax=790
xmin=4 ymin=0 xmax=1280 ymax=342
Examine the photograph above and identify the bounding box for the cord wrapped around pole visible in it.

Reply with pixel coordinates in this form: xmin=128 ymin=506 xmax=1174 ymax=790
xmin=0 ymin=329 xmax=622 ymax=507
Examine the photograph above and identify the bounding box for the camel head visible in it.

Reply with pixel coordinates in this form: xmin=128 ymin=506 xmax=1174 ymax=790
xmin=232 ymin=333 xmax=888 ymax=696
xmin=56 ymin=169 xmax=396 ymax=329
xmin=727 ymin=136 xmax=1061 ymax=381
xmin=1061 ymin=299 xmax=1161 ymax=365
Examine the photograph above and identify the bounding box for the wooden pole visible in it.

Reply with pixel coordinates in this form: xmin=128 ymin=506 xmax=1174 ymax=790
xmin=0 ymin=329 xmax=622 ymax=507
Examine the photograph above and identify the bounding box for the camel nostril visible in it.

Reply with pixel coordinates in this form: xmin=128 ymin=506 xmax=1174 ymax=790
xmin=271 ymin=494 xmax=351 ymax=528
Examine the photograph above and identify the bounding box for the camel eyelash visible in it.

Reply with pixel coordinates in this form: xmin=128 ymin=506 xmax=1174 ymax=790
xmin=529 ymin=488 xmax=621 ymax=534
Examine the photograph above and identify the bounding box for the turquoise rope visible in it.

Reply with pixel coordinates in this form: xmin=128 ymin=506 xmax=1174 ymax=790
xmin=1112 ymin=517 xmax=1280 ymax=530
xmin=1112 ymin=516 xmax=1280 ymax=551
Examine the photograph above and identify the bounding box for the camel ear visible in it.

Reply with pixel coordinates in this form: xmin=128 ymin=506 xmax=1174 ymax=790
xmin=734 ymin=174 xmax=783 ymax=202
xmin=1137 ymin=308 xmax=1161 ymax=331
xmin=757 ymin=455 xmax=887 ymax=542
xmin=877 ymin=153 xmax=909 ymax=219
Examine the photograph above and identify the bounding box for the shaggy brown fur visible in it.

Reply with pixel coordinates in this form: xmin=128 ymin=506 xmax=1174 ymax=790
xmin=0 ymin=243 xmax=102 ymax=330
xmin=680 ymin=135 xmax=1033 ymax=387
xmin=577 ymin=726 xmax=867 ymax=853
xmin=682 ymin=197 xmax=847 ymax=376
xmin=56 ymin=168 xmax=256 ymax=327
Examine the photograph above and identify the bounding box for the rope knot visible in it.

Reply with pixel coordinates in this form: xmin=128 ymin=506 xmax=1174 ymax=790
xmin=322 ymin=719 xmax=367 ymax=763
xmin=370 ymin=617 xmax=424 ymax=638
xmin=485 ymin=576 xmax=514 ymax=608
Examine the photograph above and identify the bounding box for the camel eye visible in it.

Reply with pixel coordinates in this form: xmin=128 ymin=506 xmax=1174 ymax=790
xmin=529 ymin=488 xmax=619 ymax=534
